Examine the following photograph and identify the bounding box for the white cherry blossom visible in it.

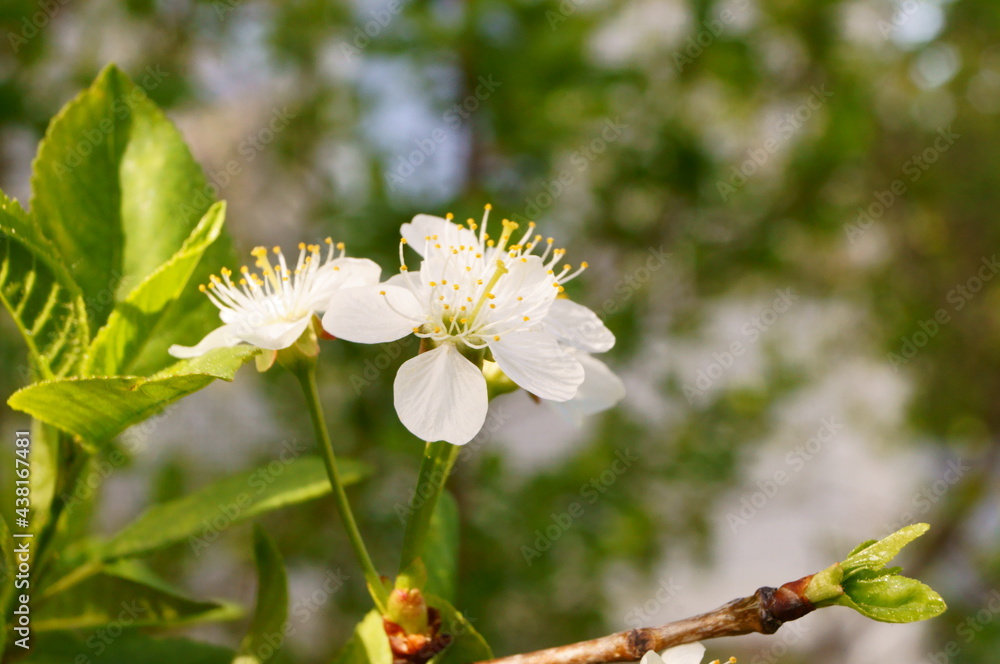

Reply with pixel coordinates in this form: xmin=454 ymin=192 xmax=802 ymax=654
xmin=170 ymin=240 xmax=380 ymax=359
xmin=323 ymin=208 xmax=617 ymax=445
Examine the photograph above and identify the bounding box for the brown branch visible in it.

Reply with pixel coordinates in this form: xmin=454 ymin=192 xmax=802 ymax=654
xmin=475 ymin=576 xmax=816 ymax=664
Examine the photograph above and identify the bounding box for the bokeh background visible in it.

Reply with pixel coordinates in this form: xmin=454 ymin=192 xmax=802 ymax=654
xmin=2 ymin=0 xmax=999 ymax=662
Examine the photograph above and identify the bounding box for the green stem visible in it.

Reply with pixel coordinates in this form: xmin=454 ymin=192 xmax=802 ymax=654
xmin=293 ymin=367 xmax=389 ymax=613
xmin=399 ymin=440 xmax=461 ymax=576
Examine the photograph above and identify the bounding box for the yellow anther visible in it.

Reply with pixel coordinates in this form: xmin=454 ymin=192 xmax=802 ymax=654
xmin=466 ymin=297 xmax=473 ymax=302
xmin=298 ymin=242 xmax=306 ymax=250
xmin=493 ymin=335 xmax=500 ymax=341
xmin=439 ymin=296 xmax=445 ymax=301
xmin=413 ymin=327 xmax=420 ymax=333
xmin=429 ymin=281 xmax=438 ymax=287
xmin=400 ymin=265 xmax=409 ymax=271
xmin=552 ymin=282 xmax=560 ymax=287
xmin=520 ymin=257 xmax=527 ymax=263
xmin=434 ymin=327 xmax=442 ymax=334
xmin=460 ymin=317 xmax=468 ymax=323
xmin=441 ymin=279 xmax=448 ymax=285
xmin=435 ymin=243 xmax=442 ymax=249
xmin=337 ymin=242 xmax=345 ymax=250
xmin=563 ymin=263 xmax=571 ymax=270
xmin=523 ymin=316 xmax=530 ymax=321
xmin=198 ymin=284 xmax=207 ymax=292
xmin=325 ymin=237 xmax=333 ymax=244
xmin=546 ymin=237 xmax=554 ymax=244
xmin=446 ymin=212 xmax=454 ymax=220
xmin=239 ymin=278 xmax=247 ymax=285
xmin=489 ymin=303 xmax=496 ymax=309
xmin=400 ymin=237 xmax=408 ymax=245
xmin=453 ymin=284 xmax=460 ymax=290
xmin=485 ymin=203 xmax=492 ymax=210
xmin=465 ymin=266 xmax=472 ymax=271
xmin=273 ymin=246 xmax=281 ymax=254
xmin=581 ymin=261 xmax=589 ymax=268
xmin=379 ymin=290 xmax=386 ymax=295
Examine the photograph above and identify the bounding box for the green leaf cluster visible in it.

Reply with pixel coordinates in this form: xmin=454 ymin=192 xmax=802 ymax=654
xmin=804 ymin=523 xmax=947 ymax=623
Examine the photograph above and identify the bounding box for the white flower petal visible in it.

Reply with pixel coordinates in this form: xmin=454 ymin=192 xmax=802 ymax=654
xmin=660 ymin=642 xmax=706 ymax=664
xmin=543 ymin=299 xmax=615 ymax=353
xmin=308 ymin=257 xmax=382 ymax=310
xmin=323 ymin=284 xmax=423 ymax=343
xmin=487 ymin=330 xmax=584 ymax=402
xmin=640 ymin=652 xmax=666 ymax=664
xmin=240 ymin=316 xmax=312 ymax=350
xmin=393 ymin=344 xmax=489 ymax=445
xmin=168 ymin=325 xmax=243 ymax=359
xmin=547 ymin=353 xmax=625 ymax=424
xmin=402 ymin=214 xmax=480 ymax=256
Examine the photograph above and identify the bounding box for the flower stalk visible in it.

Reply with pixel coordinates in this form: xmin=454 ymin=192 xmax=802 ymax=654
xmin=398 ymin=439 xmax=461 ymax=578
xmin=292 ymin=362 xmax=389 ymax=612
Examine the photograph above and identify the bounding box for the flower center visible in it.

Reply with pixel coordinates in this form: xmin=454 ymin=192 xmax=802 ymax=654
xmin=392 ymin=206 xmax=589 ymax=348
xmin=200 ymin=238 xmax=346 ymax=323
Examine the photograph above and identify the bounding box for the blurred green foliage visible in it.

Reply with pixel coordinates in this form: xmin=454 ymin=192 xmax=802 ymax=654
xmin=2 ymin=0 xmax=998 ymax=662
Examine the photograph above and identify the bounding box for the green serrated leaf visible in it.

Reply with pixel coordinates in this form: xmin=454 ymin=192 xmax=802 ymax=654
xmin=838 ymin=574 xmax=947 ymax=623
xmin=7 ymin=345 xmax=259 ymax=444
xmin=330 ymin=610 xmax=393 ymax=664
xmin=34 ymin=562 xmax=241 ymax=632
xmin=31 ymin=631 xmax=235 ymax=664
xmin=234 ymin=527 xmax=289 ymax=664
xmin=30 ymin=64 xmax=216 ymax=329
xmin=84 ymin=201 xmax=227 ymax=376
xmin=101 ymin=455 xmax=371 ymax=560
xmin=424 ymin=491 xmax=459 ymax=602
xmin=0 ymin=192 xmax=89 ymax=379
xmin=426 ymin=594 xmax=492 ymax=664
xmin=842 ymin=523 xmax=930 ymax=574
